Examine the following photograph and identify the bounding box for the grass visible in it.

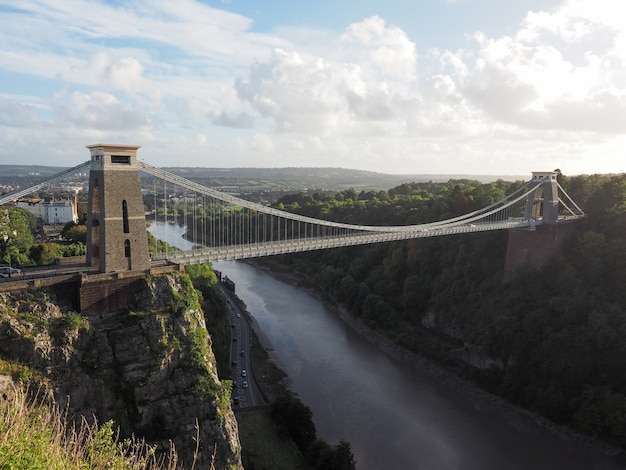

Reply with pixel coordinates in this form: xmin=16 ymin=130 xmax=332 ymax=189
xmin=0 ymin=383 xmax=182 ymax=470
xmin=250 ymin=330 xmax=289 ymax=403
xmin=236 ymin=407 xmax=308 ymax=470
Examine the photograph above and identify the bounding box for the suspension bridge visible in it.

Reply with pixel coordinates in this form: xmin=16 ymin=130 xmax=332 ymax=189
xmin=0 ymin=144 xmax=585 ymax=275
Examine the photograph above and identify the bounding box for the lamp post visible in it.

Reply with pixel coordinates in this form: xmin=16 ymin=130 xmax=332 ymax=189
xmin=2 ymin=234 xmax=8 ymax=267
xmin=2 ymin=230 xmax=17 ymax=269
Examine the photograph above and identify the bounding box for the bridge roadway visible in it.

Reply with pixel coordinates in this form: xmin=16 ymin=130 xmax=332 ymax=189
xmin=157 ymin=218 xmax=543 ymax=264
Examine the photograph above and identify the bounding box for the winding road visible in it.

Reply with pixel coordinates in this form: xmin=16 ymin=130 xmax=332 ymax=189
xmin=221 ymin=285 xmax=264 ymax=408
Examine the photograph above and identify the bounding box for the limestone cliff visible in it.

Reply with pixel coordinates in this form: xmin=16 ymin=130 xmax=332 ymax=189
xmin=0 ymin=272 xmax=242 ymax=469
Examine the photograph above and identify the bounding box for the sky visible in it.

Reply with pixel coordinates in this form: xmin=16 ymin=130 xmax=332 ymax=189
xmin=0 ymin=0 xmax=624 ymax=176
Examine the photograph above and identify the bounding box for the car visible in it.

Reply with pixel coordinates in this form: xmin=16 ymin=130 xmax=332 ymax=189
xmin=233 ymin=337 xmax=237 ymax=342
xmin=231 ymin=361 xmax=237 ymax=366
xmin=241 ymin=369 xmax=247 ymax=377
xmin=236 ymin=313 xmax=240 ymax=318
xmin=233 ymin=396 xmax=239 ymax=404
xmin=0 ymin=267 xmax=20 ymax=278
xmin=242 ymin=381 xmax=248 ymax=389
xmin=240 ymin=350 xmax=245 ymax=357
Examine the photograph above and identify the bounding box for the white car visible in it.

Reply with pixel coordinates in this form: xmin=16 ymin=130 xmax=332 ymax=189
xmin=0 ymin=267 xmax=20 ymax=277
xmin=241 ymin=369 xmax=247 ymax=377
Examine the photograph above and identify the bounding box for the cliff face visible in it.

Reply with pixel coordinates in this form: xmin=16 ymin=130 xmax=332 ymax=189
xmin=0 ymin=272 xmax=242 ymax=469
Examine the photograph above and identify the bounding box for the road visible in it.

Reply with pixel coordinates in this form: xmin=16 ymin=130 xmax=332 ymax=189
xmin=221 ymin=286 xmax=264 ymax=409
xmin=0 ymin=262 xmax=92 ymax=281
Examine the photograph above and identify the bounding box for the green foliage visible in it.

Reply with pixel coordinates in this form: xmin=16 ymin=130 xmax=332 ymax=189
xmin=0 ymin=206 xmax=36 ymax=267
xmin=187 ymin=326 xmax=210 ymax=375
xmin=574 ymin=386 xmax=626 ymax=438
xmin=271 ymin=394 xmax=317 ymax=453
xmin=61 ymin=311 xmax=89 ymax=330
xmin=146 ymin=230 xmax=178 ymax=254
xmin=185 ymin=263 xmax=220 ymax=305
xmin=307 ymin=439 xmax=356 ymax=470
xmin=62 ymin=224 xmax=87 ymax=244
xmin=29 ymin=243 xmax=59 ymax=265
xmin=0 ymin=208 xmax=85 ymax=266
xmin=186 ymin=324 xmax=231 ymax=416
xmin=269 ymin=394 xmax=355 ymax=470
xmin=169 ymin=275 xmax=200 ymax=316
xmin=185 ymin=263 xmax=235 ymax=379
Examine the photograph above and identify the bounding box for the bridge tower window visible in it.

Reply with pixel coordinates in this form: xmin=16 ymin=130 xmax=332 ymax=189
xmin=122 ymin=200 xmax=129 ymax=233
xmin=111 ymin=155 xmax=131 ymax=164
xmin=91 ymin=178 xmax=100 ymax=213
xmin=90 ymin=218 xmax=100 ymax=264
xmin=124 ymin=239 xmax=131 ymax=270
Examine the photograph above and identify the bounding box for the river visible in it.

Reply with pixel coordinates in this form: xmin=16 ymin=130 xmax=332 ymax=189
xmin=149 ymin=222 xmax=622 ymax=469
xmin=147 ymin=220 xmax=197 ymax=251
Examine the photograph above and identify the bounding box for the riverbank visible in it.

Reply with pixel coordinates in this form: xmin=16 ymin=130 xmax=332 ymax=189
xmin=245 ymin=259 xmax=626 ymax=467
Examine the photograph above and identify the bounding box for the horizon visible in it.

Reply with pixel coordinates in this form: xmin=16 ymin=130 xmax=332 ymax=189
xmin=0 ymin=161 xmax=557 ymax=179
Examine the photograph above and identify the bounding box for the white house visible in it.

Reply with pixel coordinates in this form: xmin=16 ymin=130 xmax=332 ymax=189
xmin=17 ymin=195 xmax=78 ymax=225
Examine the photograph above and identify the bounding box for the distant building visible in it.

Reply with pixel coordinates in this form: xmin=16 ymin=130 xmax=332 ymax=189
xmin=17 ymin=195 xmax=78 ymax=225
xmin=16 ymin=198 xmax=45 ymax=220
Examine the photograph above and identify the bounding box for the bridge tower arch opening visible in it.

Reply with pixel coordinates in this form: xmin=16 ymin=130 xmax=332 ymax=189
xmin=85 ymin=144 xmax=150 ymax=273
xmin=525 ymin=171 xmax=559 ymax=223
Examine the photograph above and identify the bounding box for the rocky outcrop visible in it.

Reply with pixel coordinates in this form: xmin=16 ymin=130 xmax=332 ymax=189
xmin=422 ymin=310 xmax=502 ymax=370
xmin=0 ymin=273 xmax=242 ymax=469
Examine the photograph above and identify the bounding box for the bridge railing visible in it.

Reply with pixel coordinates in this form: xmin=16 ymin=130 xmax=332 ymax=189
xmin=156 ymin=217 xmax=537 ymax=263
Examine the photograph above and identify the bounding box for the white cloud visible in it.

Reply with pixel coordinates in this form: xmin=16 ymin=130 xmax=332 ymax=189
xmin=339 ymin=16 xmax=418 ymax=81
xmin=54 ymin=91 xmax=153 ymax=131
xmin=103 ymin=56 xmax=146 ymax=93
xmin=454 ymin=1 xmax=626 ymax=134
xmin=235 ymin=49 xmax=361 ymax=135
xmin=0 ymin=96 xmax=47 ymax=128
xmin=234 ymin=17 xmax=421 ymax=137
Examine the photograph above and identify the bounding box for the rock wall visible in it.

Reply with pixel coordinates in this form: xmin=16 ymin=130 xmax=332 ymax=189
xmin=79 ymin=275 xmax=145 ymax=315
xmin=0 ymin=273 xmax=242 ymax=469
xmin=503 ymin=222 xmax=578 ymax=282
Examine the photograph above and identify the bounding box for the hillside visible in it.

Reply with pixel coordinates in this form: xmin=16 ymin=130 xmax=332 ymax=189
xmin=0 ymin=163 xmax=526 ymax=192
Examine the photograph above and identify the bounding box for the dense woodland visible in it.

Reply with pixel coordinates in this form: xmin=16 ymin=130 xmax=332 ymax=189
xmin=267 ymin=173 xmax=626 ymax=451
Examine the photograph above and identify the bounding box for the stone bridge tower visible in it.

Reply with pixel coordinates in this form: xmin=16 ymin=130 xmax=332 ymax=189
xmin=504 ymin=170 xmax=574 ymax=281
xmin=525 ymin=171 xmax=559 ymax=224
xmin=85 ymin=144 xmax=150 ymax=273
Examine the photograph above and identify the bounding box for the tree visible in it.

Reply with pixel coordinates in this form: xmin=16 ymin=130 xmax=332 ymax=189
xmin=307 ymin=439 xmax=356 ymax=470
xmin=270 ymin=394 xmax=317 ymax=452
xmin=0 ymin=207 xmax=36 ymax=267
xmin=63 ymin=225 xmax=87 ymax=244
xmin=29 ymin=243 xmax=59 ymax=265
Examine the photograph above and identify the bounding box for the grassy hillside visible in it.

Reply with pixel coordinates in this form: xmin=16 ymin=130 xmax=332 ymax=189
xmin=0 ymin=377 xmax=180 ymax=469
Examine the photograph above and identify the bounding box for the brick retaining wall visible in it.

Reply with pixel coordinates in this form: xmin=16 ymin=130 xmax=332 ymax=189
xmin=503 ymin=222 xmax=577 ymax=282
